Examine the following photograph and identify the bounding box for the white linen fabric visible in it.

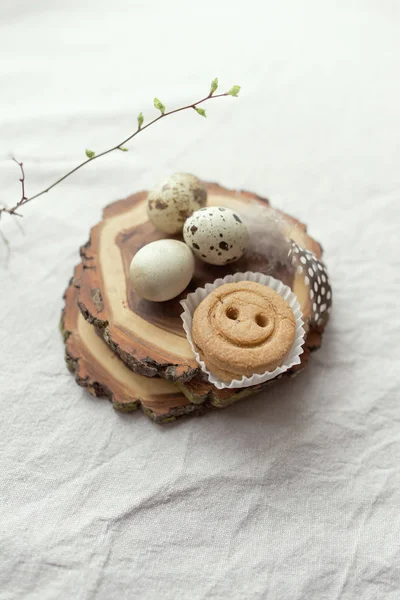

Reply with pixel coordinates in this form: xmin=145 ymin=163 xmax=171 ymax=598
xmin=1 ymin=1 xmax=400 ymax=599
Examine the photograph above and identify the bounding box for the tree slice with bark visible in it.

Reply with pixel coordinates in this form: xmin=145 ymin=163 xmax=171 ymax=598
xmin=61 ymin=264 xmax=311 ymax=422
xmin=78 ymin=182 xmax=324 ymax=383
xmin=61 ymin=264 xmax=206 ymax=423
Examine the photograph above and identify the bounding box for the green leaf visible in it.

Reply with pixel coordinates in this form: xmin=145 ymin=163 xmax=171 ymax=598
xmin=137 ymin=112 xmax=144 ymax=128
xmin=85 ymin=149 xmax=95 ymax=159
xmin=153 ymin=98 xmax=165 ymax=114
xmin=227 ymin=85 xmax=241 ymax=97
xmin=210 ymin=77 xmax=218 ymax=95
xmin=119 ymin=146 xmax=129 ymax=152
xmin=194 ymin=106 xmax=207 ymax=118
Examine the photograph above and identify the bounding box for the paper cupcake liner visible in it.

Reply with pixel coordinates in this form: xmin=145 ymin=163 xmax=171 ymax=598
xmin=180 ymin=272 xmax=306 ymax=390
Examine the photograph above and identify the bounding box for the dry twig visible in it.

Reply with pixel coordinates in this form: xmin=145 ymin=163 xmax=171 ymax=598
xmin=0 ymin=80 xmax=240 ymax=222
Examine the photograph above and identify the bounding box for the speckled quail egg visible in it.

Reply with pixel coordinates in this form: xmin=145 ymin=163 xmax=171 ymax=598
xmin=183 ymin=207 xmax=249 ymax=265
xmin=129 ymin=239 xmax=195 ymax=302
xmin=147 ymin=173 xmax=207 ymax=234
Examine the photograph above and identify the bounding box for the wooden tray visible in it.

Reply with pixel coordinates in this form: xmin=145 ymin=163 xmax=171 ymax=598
xmin=61 ymin=264 xmax=311 ymax=423
xmin=61 ymin=265 xmax=204 ymax=422
xmin=78 ymin=183 xmax=324 ymax=384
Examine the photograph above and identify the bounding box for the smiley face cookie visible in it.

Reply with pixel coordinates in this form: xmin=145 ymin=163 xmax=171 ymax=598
xmin=191 ymin=281 xmax=296 ymax=383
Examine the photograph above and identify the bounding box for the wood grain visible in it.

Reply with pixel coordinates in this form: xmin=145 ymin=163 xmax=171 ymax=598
xmin=78 ymin=182 xmax=324 ymax=382
xmin=61 ymin=264 xmax=205 ymax=423
xmin=61 ymin=264 xmax=311 ymax=422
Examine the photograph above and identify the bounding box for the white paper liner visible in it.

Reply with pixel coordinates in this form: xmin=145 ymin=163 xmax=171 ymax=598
xmin=180 ymin=272 xmax=306 ymax=390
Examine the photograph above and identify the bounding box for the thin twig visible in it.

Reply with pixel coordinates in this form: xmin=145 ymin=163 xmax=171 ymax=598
xmin=0 ymin=85 xmax=238 ymax=220
xmin=12 ymin=158 xmax=27 ymax=205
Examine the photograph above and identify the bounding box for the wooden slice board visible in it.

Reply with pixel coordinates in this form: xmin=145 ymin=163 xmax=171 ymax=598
xmin=61 ymin=264 xmax=311 ymax=422
xmin=61 ymin=264 xmax=205 ymax=422
xmin=78 ymin=182 xmax=324 ymax=383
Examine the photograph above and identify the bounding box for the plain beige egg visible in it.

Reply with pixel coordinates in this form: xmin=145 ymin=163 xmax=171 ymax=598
xmin=129 ymin=239 xmax=195 ymax=302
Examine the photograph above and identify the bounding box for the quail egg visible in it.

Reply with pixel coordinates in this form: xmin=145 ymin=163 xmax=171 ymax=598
xmin=183 ymin=206 xmax=248 ymax=265
xmin=147 ymin=173 xmax=207 ymax=234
